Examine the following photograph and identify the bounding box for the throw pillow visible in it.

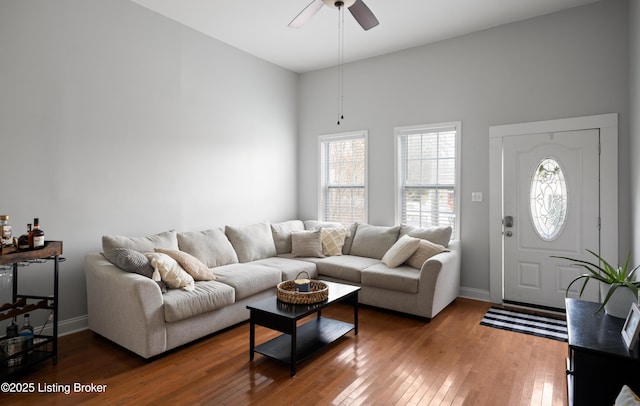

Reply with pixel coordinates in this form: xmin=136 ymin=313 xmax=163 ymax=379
xmin=225 ymin=222 xmax=277 ymax=262
xmin=112 ymin=248 xmax=154 ymax=278
xmin=291 ymin=229 xmax=324 ymax=258
xmin=111 ymin=248 xmax=167 ymax=293
xmin=382 ymin=235 xmax=421 ymax=268
xmin=154 ymin=248 xmax=215 ymax=281
xmin=145 ymin=252 xmax=195 ymax=291
xmin=616 ymin=385 xmax=640 ymax=406
xmin=321 ymin=227 xmax=351 ymax=256
xmin=406 ymin=239 xmax=449 ymax=270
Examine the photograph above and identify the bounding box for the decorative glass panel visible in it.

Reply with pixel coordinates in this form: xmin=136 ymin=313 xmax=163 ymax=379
xmin=530 ymin=158 xmax=567 ymax=241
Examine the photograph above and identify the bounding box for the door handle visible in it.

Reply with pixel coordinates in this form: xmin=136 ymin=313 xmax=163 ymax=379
xmin=504 ymin=216 xmax=514 ymax=228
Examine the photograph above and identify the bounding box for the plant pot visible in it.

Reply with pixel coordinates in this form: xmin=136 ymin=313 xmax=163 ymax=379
xmin=602 ymin=286 xmax=637 ymax=319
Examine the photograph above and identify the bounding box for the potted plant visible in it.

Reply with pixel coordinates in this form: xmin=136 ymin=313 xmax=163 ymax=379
xmin=553 ymin=249 xmax=640 ymax=317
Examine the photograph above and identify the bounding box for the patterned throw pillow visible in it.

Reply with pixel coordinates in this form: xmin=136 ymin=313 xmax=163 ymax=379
xmin=405 ymin=240 xmax=449 ymax=270
xmin=291 ymin=229 xmax=324 ymax=258
xmin=154 ymin=248 xmax=215 ymax=281
xmin=320 ymin=227 xmax=350 ymax=256
xmin=110 ymin=248 xmax=167 ymax=293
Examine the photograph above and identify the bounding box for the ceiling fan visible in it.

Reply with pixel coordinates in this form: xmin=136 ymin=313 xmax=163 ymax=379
xmin=289 ymin=0 xmax=379 ymax=31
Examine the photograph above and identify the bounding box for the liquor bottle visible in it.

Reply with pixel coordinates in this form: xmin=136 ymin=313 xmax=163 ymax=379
xmin=18 ymin=224 xmax=31 ymax=250
xmin=31 ymin=218 xmax=44 ymax=249
xmin=19 ymin=313 xmax=34 ymax=351
xmin=0 ymin=215 xmax=12 ymax=247
xmin=5 ymin=318 xmax=18 ymax=338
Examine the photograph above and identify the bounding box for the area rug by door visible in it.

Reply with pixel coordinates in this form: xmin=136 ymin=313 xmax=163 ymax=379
xmin=480 ymin=307 xmax=568 ymax=342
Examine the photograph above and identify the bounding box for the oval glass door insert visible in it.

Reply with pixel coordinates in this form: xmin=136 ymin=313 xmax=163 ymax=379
xmin=530 ymin=158 xmax=567 ymax=241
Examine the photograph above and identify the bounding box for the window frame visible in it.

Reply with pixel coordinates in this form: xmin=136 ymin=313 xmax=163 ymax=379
xmin=318 ymin=130 xmax=368 ymax=225
xmin=394 ymin=122 xmax=461 ymax=239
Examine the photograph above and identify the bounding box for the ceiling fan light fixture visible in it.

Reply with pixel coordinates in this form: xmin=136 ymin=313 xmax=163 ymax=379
xmin=322 ymin=0 xmax=356 ymax=9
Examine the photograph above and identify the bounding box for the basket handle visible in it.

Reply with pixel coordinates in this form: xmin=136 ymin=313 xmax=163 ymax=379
xmin=295 ymin=271 xmax=310 ymax=281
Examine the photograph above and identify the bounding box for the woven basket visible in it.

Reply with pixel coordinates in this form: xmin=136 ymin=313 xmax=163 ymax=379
xmin=277 ymin=272 xmax=329 ymax=305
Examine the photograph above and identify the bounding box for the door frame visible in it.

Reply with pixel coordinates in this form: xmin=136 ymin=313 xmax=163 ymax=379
xmin=488 ymin=113 xmax=618 ymax=305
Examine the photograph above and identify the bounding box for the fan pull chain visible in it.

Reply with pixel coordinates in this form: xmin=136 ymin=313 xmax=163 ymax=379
xmin=337 ymin=3 xmax=344 ymax=125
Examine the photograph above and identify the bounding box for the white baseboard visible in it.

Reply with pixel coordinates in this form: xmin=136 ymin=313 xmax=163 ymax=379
xmin=459 ymin=286 xmax=492 ymax=302
xmin=37 ymin=314 xmax=88 ymax=337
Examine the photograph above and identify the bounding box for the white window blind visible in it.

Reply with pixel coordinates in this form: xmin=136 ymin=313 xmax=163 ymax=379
xmin=319 ymin=132 xmax=367 ymax=225
xmin=396 ymin=123 xmax=460 ymax=237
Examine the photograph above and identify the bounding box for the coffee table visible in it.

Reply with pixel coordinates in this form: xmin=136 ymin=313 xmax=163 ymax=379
xmin=247 ymin=280 xmax=360 ymax=376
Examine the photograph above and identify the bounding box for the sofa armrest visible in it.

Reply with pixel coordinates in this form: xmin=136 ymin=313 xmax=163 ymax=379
xmin=84 ymin=252 xmax=167 ymax=358
xmin=418 ymin=240 xmax=461 ymax=318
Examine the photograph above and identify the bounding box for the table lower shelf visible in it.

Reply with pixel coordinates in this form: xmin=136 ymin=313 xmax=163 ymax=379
xmin=254 ymin=317 xmax=354 ymax=364
xmin=1 ymin=338 xmax=56 ymax=380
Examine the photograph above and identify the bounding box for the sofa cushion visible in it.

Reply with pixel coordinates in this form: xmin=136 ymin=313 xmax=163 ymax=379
xmin=315 ymin=255 xmax=381 ymax=283
xmin=163 ymin=280 xmax=235 ymax=323
xmin=382 ymin=235 xmax=421 ymax=268
xmin=177 ymin=229 xmax=239 ymax=268
xmin=321 ymin=227 xmax=351 ymax=256
xmin=361 ymin=263 xmax=420 ymax=294
xmin=102 ymin=230 xmax=178 ymax=263
xmin=271 ymin=220 xmax=305 ymax=254
xmin=291 ymin=229 xmax=324 ymax=258
xmin=212 ymin=263 xmax=281 ymax=300
xmin=342 ymin=222 xmax=358 ymax=255
xmin=400 ymin=224 xmax=452 ymax=247
xmin=252 ymin=257 xmax=318 ymax=281
xmin=154 ymin=248 xmax=215 ymax=281
xmin=349 ymin=224 xmax=400 ymax=260
xmin=145 ymin=252 xmax=195 ymax=291
xmin=406 ymin=239 xmax=449 ymax=269
xmin=225 ymin=222 xmax=277 ymax=263
xmin=304 ymin=220 xmax=342 ymax=230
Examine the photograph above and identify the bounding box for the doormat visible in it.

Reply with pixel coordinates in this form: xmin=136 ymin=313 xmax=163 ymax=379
xmin=480 ymin=307 xmax=567 ymax=342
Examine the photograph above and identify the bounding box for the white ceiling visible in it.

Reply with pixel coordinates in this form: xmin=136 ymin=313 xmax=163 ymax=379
xmin=130 ymin=0 xmax=599 ymax=73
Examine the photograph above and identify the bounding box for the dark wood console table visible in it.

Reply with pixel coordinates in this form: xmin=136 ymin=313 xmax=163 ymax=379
xmin=566 ymin=298 xmax=640 ymax=405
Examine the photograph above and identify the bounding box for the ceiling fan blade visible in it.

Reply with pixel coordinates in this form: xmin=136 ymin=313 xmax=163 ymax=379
xmin=288 ymin=0 xmax=324 ymax=28
xmin=348 ymin=0 xmax=379 ymax=30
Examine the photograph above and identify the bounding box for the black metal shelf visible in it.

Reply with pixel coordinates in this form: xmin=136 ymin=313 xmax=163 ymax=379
xmin=0 ymin=241 xmax=62 ymax=381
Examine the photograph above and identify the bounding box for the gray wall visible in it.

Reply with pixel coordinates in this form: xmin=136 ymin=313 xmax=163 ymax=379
xmin=0 ymin=0 xmax=299 ymax=332
xmin=632 ymin=0 xmax=640 ymax=265
xmin=298 ymin=0 xmax=630 ymax=298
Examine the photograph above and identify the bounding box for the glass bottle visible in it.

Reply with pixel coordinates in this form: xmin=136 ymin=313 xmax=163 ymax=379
xmin=18 ymin=224 xmax=31 ymax=250
xmin=0 ymin=215 xmax=12 ymax=247
xmin=5 ymin=318 xmax=18 ymax=338
xmin=31 ymin=218 xmax=44 ymax=249
xmin=19 ymin=313 xmax=34 ymax=351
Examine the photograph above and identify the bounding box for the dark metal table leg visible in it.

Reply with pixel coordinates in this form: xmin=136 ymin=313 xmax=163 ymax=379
xmin=290 ymin=321 xmax=297 ymax=376
xmin=249 ymin=314 xmax=255 ymax=361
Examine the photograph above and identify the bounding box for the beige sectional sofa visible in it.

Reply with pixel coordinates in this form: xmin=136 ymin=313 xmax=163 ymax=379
xmin=84 ymin=220 xmax=460 ymax=359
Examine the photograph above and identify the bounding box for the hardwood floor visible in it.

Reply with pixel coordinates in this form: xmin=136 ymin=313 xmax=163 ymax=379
xmin=0 ymin=298 xmax=568 ymax=405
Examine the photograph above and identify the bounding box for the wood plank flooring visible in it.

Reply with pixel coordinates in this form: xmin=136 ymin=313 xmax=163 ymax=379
xmin=0 ymin=298 xmax=568 ymax=405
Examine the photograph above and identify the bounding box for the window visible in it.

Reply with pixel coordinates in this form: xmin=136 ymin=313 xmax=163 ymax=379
xmin=319 ymin=131 xmax=367 ymax=225
xmin=529 ymin=157 xmax=567 ymax=241
xmin=395 ymin=122 xmax=460 ymax=237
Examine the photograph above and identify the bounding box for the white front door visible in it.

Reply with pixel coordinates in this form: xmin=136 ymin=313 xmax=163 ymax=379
xmin=502 ymin=129 xmax=600 ymax=309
